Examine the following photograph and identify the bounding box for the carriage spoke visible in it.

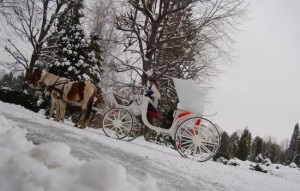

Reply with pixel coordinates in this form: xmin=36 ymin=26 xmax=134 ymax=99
xmin=117 ymin=110 xmax=121 ymax=119
xmin=120 ymin=113 xmax=129 ymax=120
xmin=111 ymin=126 xmax=117 ymax=132
xmin=179 ymin=141 xmax=192 ymax=150
xmin=200 ymin=144 xmax=213 ymax=155
xmin=196 ymin=128 xmax=202 ymax=136
xmin=118 ymin=127 xmax=127 ymax=136
xmin=103 ymin=123 xmax=113 ymax=127
xmin=105 ymin=117 xmax=114 ymax=122
xmin=181 ymin=127 xmax=194 ymax=136
xmin=120 ymin=125 xmax=130 ymax=134
xmin=185 ymin=142 xmax=195 ymax=152
xmin=181 ymin=140 xmax=194 ymax=147
xmin=121 ymin=125 xmax=129 ymax=130
xmin=196 ymin=145 xmax=202 ymax=156
xmin=122 ymin=120 xmax=132 ymax=124
xmin=193 ymin=146 xmax=197 ymax=159
xmin=201 ymin=141 xmax=219 ymax=147
xmin=177 ymin=134 xmax=193 ymax=140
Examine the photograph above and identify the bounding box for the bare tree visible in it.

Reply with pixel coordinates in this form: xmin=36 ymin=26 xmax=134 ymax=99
xmin=0 ymin=0 xmax=70 ymax=90
xmin=88 ymin=0 xmax=133 ymax=95
xmin=280 ymin=139 xmax=290 ymax=152
xmin=114 ymin=0 xmax=246 ymax=87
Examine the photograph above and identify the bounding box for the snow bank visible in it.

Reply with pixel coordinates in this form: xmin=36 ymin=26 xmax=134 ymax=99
xmin=216 ymin=156 xmax=300 ymax=182
xmin=0 ymin=114 xmax=158 ymax=191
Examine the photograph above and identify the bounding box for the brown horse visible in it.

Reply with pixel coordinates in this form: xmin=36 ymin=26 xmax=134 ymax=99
xmin=29 ymin=68 xmax=98 ymax=128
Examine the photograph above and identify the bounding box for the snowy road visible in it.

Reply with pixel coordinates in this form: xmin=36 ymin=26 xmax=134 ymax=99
xmin=2 ymin=113 xmax=208 ymax=191
xmin=1 ymin=102 xmax=300 ymax=191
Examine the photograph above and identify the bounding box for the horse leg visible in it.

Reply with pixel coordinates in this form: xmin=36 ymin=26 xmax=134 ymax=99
xmin=80 ymin=95 xmax=95 ymax=128
xmin=76 ymin=110 xmax=86 ymax=128
xmin=59 ymin=101 xmax=66 ymax=123
xmin=54 ymin=100 xmax=60 ymax=122
xmin=47 ymin=93 xmax=56 ymax=119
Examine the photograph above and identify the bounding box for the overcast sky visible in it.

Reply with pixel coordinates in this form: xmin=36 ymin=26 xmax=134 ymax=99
xmin=207 ymin=0 xmax=300 ymax=142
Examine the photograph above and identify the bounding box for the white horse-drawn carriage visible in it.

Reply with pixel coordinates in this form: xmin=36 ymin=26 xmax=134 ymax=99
xmin=102 ymin=78 xmax=220 ymax=162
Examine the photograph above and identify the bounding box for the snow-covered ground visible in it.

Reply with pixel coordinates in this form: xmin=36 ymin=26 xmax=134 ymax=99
xmin=0 ymin=101 xmax=299 ymax=191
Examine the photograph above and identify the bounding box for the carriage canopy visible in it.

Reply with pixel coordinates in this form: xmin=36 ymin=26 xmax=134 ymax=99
xmin=173 ymin=78 xmax=205 ymax=115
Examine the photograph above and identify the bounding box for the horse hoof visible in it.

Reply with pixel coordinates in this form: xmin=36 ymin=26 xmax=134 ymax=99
xmin=46 ymin=116 xmax=50 ymax=119
xmin=74 ymin=124 xmax=78 ymax=127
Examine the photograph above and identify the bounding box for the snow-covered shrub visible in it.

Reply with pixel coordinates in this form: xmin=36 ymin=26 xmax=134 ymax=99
xmin=252 ymin=164 xmax=268 ymax=173
xmin=0 ymin=88 xmax=50 ymax=112
xmin=216 ymin=157 xmax=228 ymax=165
xmin=227 ymin=158 xmax=241 ymax=166
xmin=255 ymin=153 xmax=264 ymax=163
xmin=262 ymin=158 xmax=272 ymax=166
xmin=289 ymin=162 xmax=297 ymax=168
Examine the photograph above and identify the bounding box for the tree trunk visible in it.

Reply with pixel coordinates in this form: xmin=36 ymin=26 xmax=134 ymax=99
xmin=22 ymin=53 xmax=38 ymax=91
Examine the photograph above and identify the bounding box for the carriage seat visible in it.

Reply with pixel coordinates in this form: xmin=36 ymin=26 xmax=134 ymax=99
xmin=172 ymin=102 xmax=191 ymax=122
xmin=113 ymin=93 xmax=133 ymax=106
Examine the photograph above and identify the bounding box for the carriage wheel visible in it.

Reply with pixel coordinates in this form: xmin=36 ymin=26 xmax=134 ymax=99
xmin=122 ymin=117 xmax=143 ymax=141
xmin=123 ymin=126 xmax=142 ymax=141
xmin=175 ymin=117 xmax=220 ymax=162
xmin=102 ymin=108 xmax=133 ymax=139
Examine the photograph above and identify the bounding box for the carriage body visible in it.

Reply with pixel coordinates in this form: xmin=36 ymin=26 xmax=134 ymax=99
xmin=102 ymin=79 xmax=220 ymax=162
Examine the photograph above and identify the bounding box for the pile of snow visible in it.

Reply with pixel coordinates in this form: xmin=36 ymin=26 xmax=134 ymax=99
xmin=0 ymin=114 xmax=157 ymax=191
xmin=216 ymin=156 xmax=300 ymax=180
xmin=289 ymin=162 xmax=297 ymax=168
xmin=227 ymin=158 xmax=241 ymax=166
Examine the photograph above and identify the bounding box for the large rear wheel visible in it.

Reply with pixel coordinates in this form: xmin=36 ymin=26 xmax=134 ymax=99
xmin=175 ymin=117 xmax=220 ymax=162
xmin=102 ymin=108 xmax=133 ymax=139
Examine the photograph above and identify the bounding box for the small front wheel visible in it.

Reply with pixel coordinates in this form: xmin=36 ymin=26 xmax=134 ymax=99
xmin=102 ymin=108 xmax=133 ymax=139
xmin=175 ymin=117 xmax=220 ymax=162
xmin=123 ymin=117 xmax=143 ymax=141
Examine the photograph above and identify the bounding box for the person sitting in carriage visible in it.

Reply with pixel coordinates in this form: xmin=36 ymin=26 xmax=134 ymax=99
xmin=145 ymin=78 xmax=161 ymax=125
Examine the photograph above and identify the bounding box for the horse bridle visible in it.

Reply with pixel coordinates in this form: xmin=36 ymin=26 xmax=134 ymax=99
xmin=33 ymin=72 xmax=50 ymax=92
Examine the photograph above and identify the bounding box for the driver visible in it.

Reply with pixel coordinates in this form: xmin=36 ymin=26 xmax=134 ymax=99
xmin=145 ymin=78 xmax=161 ymax=125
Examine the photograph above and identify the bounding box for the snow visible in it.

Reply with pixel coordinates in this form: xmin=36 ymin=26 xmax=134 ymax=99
xmin=290 ymin=162 xmax=297 ymax=168
xmin=68 ymin=66 xmax=74 ymax=71
xmin=145 ymin=69 xmax=153 ymax=77
xmin=82 ymin=73 xmax=91 ymax=80
xmin=0 ymin=101 xmax=300 ymax=191
xmin=0 ymin=104 xmax=158 ymax=191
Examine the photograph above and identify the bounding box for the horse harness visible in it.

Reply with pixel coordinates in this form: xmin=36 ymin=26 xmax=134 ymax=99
xmin=48 ymin=77 xmax=69 ymax=99
xmin=37 ymin=73 xmax=69 ymax=100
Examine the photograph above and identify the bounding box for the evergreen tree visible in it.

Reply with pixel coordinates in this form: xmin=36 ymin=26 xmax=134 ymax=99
xmin=287 ymin=123 xmax=300 ymax=164
xmin=86 ymin=32 xmax=104 ymax=90
xmin=228 ymin=132 xmax=240 ymax=158
xmin=269 ymin=144 xmax=276 ymax=163
xmin=236 ymin=128 xmax=252 ymax=161
xmin=214 ymin=131 xmax=230 ymax=160
xmin=250 ymin=136 xmax=263 ymax=161
xmin=293 ymin=133 xmax=300 ymax=167
xmin=48 ymin=0 xmax=102 ymax=88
